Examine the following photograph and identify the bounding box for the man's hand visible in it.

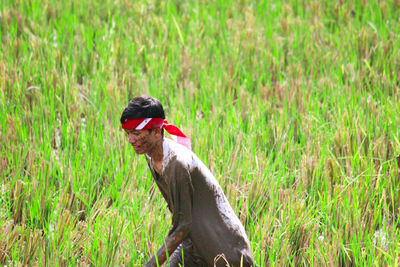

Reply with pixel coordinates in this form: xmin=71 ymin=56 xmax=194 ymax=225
xmin=144 ymin=228 xmax=188 ymax=266
xmin=143 ymin=260 xmax=157 ymax=267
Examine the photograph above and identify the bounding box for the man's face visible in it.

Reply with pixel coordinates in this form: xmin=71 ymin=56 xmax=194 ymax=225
xmin=124 ymin=128 xmax=161 ymax=154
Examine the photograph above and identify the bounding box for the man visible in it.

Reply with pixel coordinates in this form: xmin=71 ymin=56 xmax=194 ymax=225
xmin=121 ymin=96 xmax=256 ymax=266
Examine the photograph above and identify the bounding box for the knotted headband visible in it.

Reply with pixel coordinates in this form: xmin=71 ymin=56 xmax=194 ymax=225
xmin=122 ymin=118 xmax=191 ymax=150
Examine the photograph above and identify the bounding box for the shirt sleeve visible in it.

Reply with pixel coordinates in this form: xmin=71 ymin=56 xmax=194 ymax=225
xmin=168 ymin=161 xmax=194 ymax=235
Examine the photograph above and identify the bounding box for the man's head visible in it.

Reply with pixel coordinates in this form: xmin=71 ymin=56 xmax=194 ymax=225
xmin=120 ymin=96 xmax=165 ymax=122
xmin=121 ymin=96 xmax=165 ymax=154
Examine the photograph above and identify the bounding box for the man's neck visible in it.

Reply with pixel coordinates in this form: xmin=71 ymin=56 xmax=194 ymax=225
xmin=147 ymin=138 xmax=163 ymax=162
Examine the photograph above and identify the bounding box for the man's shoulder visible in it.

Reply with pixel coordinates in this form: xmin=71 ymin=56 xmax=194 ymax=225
xmin=163 ymin=138 xmax=198 ymax=171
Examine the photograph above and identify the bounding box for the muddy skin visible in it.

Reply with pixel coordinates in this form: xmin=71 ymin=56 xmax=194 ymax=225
xmin=144 ymin=138 xmax=256 ymax=267
xmin=125 ymin=128 xmax=163 ymax=158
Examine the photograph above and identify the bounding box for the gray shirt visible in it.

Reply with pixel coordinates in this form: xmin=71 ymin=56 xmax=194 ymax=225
xmin=145 ymin=138 xmax=254 ymax=266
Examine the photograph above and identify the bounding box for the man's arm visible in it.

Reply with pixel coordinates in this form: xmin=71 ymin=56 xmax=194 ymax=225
xmin=144 ymin=223 xmax=191 ymax=267
xmin=145 ymin=162 xmax=194 ymax=267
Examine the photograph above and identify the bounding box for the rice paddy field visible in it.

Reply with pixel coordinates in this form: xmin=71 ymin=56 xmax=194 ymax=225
xmin=1 ymin=0 xmax=400 ymax=266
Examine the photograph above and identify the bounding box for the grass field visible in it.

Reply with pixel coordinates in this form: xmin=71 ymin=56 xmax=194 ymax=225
xmin=1 ymin=0 xmax=400 ymax=265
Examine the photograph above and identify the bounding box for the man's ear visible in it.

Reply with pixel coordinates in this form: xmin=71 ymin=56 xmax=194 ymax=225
xmin=152 ymin=128 xmax=162 ymax=136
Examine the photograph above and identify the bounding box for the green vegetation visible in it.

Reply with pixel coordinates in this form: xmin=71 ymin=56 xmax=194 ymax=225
xmin=1 ymin=0 xmax=400 ymax=265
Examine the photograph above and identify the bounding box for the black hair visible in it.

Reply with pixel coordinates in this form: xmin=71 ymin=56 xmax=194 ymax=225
xmin=120 ymin=96 xmax=165 ymax=124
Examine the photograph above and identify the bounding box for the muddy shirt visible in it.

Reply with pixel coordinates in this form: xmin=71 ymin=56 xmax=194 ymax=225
xmin=145 ymin=138 xmax=254 ymax=266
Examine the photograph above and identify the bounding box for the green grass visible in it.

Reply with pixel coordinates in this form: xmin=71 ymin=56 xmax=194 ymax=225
xmin=1 ymin=0 xmax=400 ymax=265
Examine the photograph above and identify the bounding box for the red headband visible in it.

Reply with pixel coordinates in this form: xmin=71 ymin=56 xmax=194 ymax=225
xmin=122 ymin=118 xmax=191 ymax=150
